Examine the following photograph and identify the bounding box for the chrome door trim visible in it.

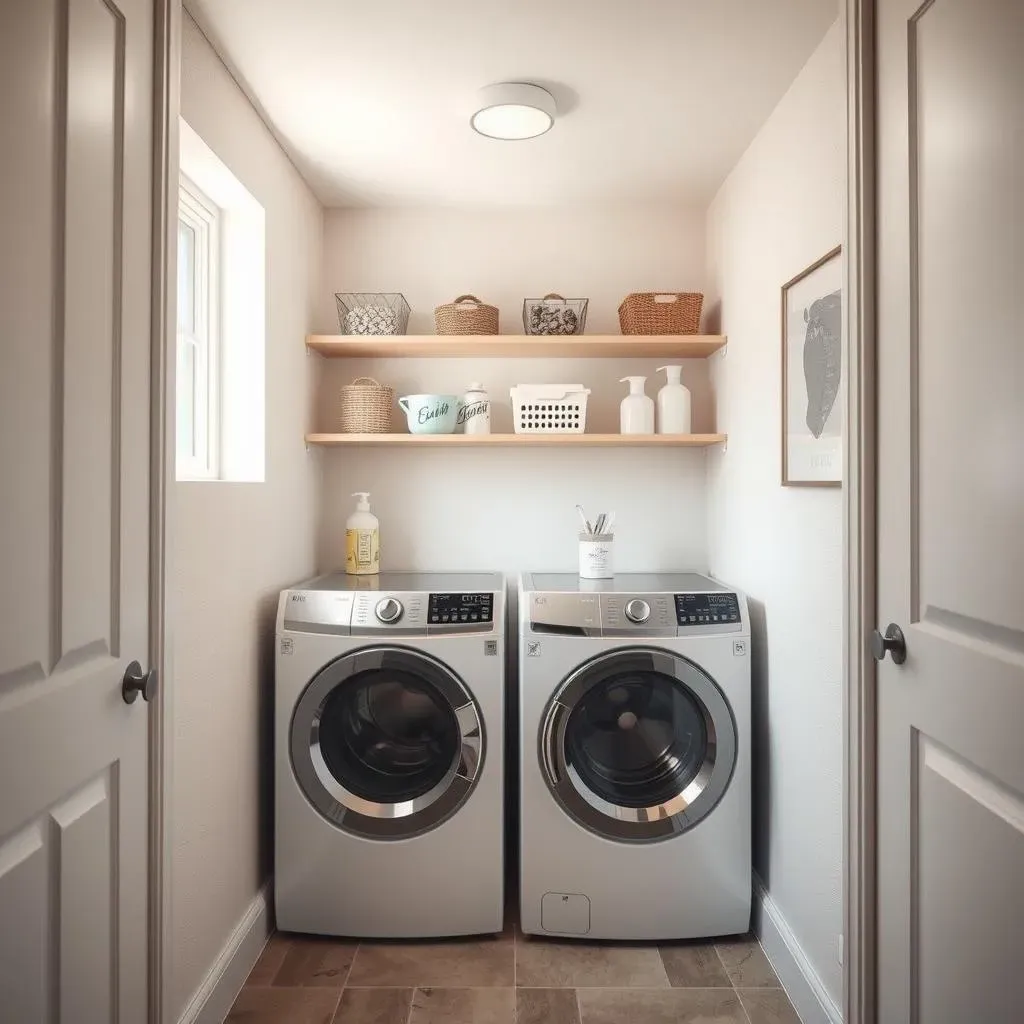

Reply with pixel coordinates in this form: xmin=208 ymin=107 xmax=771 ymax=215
xmin=291 ymin=645 xmax=485 ymax=840
xmin=539 ymin=646 xmax=736 ymax=843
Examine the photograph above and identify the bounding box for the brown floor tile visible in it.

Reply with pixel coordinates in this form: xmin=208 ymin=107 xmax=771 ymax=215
xmin=516 ymin=938 xmax=670 ymax=988
xmin=272 ymin=935 xmax=358 ymax=987
xmin=714 ymin=935 xmax=781 ymax=988
xmin=408 ymin=987 xmax=515 ymax=1024
xmin=577 ymin=987 xmax=746 ymax=1024
xmin=658 ymin=943 xmax=731 ymax=987
xmin=516 ymin=988 xmax=581 ymax=1024
xmin=346 ymin=936 xmax=513 ymax=987
xmin=246 ymin=935 xmax=291 ymax=986
xmin=332 ymin=987 xmax=412 ymax=1024
xmin=226 ymin=986 xmax=341 ymax=1024
xmin=738 ymin=988 xmax=802 ymax=1024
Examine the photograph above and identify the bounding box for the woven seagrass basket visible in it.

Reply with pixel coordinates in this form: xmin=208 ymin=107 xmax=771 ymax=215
xmin=339 ymin=376 xmax=394 ymax=433
xmin=434 ymin=294 xmax=499 ymax=335
xmin=618 ymin=292 xmax=704 ymax=334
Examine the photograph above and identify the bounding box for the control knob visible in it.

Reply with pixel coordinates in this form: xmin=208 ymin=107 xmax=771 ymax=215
xmin=624 ymin=599 xmax=651 ymax=624
xmin=375 ymin=597 xmax=404 ymax=624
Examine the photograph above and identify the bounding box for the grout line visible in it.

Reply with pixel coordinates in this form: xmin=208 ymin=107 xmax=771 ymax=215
xmin=404 ymin=986 xmax=417 ymax=1024
xmin=328 ymin=986 xmax=344 ymax=1020
xmin=711 ymin=941 xmax=735 ymax=989
xmin=735 ymin=987 xmax=754 ymax=1024
xmin=575 ymin=987 xmax=583 ymax=1023
xmin=339 ymin=941 xmax=359 ymax=988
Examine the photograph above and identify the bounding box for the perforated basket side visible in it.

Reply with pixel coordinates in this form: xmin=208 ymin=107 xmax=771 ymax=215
xmin=511 ymin=388 xmax=589 ymax=433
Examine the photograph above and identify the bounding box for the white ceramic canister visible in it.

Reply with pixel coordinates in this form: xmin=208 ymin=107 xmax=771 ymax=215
xmin=579 ymin=532 xmax=614 ymax=579
xmin=460 ymin=382 xmax=491 ymax=434
xmin=656 ymin=365 xmax=692 ymax=434
xmin=619 ymin=376 xmax=655 ymax=434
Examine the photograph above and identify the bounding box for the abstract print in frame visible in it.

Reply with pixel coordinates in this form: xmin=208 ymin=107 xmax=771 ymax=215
xmin=782 ymin=245 xmax=843 ymax=485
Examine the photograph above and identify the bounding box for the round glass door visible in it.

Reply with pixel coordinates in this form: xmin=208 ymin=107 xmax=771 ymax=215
xmin=540 ymin=647 xmax=736 ymax=842
xmin=291 ymin=646 xmax=484 ymax=839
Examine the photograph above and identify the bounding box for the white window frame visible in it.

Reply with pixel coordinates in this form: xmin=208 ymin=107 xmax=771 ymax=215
xmin=176 ymin=175 xmax=221 ymax=480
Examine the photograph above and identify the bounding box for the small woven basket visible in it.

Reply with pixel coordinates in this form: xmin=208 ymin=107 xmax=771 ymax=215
xmin=339 ymin=376 xmax=394 ymax=433
xmin=434 ymin=294 xmax=499 ymax=335
xmin=618 ymin=292 xmax=704 ymax=335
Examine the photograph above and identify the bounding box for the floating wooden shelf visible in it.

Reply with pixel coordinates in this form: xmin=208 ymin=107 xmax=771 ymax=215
xmin=306 ymin=334 xmax=727 ymax=359
xmin=305 ymin=432 xmax=727 ymax=449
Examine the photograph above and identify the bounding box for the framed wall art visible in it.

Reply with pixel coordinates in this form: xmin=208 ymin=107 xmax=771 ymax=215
xmin=782 ymin=245 xmax=843 ymax=486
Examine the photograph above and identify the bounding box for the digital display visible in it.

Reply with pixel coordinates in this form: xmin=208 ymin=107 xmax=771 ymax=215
xmin=675 ymin=592 xmax=741 ymax=626
xmin=429 ymin=592 xmax=493 ymax=625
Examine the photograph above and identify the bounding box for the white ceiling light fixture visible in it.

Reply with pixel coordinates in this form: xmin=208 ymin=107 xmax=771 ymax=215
xmin=470 ymin=83 xmax=557 ymax=141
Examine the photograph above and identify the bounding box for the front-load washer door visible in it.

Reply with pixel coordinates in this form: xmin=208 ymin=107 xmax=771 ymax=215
xmin=540 ymin=647 xmax=736 ymax=842
xmin=291 ymin=645 xmax=484 ymax=840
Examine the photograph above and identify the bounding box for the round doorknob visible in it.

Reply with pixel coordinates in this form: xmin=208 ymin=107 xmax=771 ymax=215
xmin=625 ymin=599 xmax=651 ymax=624
xmin=375 ymin=597 xmax=404 ymax=624
xmin=871 ymin=623 xmax=907 ymax=665
xmin=122 ymin=660 xmax=157 ymax=704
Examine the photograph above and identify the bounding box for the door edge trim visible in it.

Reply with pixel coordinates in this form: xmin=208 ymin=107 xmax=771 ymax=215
xmin=843 ymin=0 xmax=878 ymax=1021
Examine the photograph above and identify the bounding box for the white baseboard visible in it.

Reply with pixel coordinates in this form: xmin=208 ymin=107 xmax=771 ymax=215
xmin=176 ymin=882 xmax=272 ymax=1024
xmin=752 ymin=875 xmax=842 ymax=1024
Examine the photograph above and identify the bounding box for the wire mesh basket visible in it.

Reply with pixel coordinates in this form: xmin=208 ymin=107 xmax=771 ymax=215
xmin=522 ymin=293 xmax=589 ymax=335
xmin=335 ymin=293 xmax=411 ymax=335
xmin=510 ymin=384 xmax=591 ymax=434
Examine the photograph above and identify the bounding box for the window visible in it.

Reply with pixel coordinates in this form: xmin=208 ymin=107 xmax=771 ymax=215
xmin=176 ymin=176 xmax=220 ymax=479
xmin=177 ymin=118 xmax=266 ymax=482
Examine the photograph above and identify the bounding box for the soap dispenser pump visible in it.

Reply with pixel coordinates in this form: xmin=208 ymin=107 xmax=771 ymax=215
xmin=619 ymin=376 xmax=655 ymax=434
xmin=656 ymin=365 xmax=692 ymax=434
xmin=345 ymin=492 xmax=380 ymax=575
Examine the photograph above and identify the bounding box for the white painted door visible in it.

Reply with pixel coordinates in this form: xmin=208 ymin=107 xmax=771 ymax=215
xmin=875 ymin=0 xmax=1024 ymax=1021
xmin=0 ymin=0 xmax=155 ymax=1021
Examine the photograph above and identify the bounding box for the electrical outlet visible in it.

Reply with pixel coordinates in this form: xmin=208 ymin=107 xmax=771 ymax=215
xmin=836 ymin=933 xmax=844 ymax=966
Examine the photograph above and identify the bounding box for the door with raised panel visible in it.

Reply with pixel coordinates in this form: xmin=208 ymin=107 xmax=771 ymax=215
xmin=0 ymin=0 xmax=154 ymax=1020
xmin=875 ymin=0 xmax=1024 ymax=1020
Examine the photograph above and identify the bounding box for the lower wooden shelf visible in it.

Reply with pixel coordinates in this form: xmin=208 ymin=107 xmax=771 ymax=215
xmin=305 ymin=432 xmax=726 ymax=448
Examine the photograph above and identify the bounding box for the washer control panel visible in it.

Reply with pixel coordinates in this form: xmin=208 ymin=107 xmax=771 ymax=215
xmin=429 ymin=592 xmax=494 ymax=627
xmin=375 ymin=597 xmax=404 ymax=624
xmin=675 ymin=592 xmax=742 ymax=627
xmin=600 ymin=594 xmax=674 ymax=636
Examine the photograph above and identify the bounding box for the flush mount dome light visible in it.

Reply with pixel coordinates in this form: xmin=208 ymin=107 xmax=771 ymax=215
xmin=471 ymin=83 xmax=556 ymax=140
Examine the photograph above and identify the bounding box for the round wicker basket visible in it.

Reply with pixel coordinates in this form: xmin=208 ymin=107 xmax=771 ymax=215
xmin=339 ymin=377 xmax=394 ymax=433
xmin=434 ymin=294 xmax=499 ymax=335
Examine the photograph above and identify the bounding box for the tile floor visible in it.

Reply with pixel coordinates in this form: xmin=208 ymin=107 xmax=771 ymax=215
xmin=226 ymin=917 xmax=801 ymax=1024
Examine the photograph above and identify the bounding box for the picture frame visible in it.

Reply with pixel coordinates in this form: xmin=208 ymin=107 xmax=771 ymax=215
xmin=782 ymin=245 xmax=843 ymax=486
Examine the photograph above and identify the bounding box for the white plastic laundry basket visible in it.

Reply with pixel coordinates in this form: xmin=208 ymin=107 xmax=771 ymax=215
xmin=510 ymin=384 xmax=591 ymax=434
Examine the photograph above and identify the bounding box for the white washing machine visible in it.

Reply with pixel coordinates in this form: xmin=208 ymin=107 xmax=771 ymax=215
xmin=518 ymin=572 xmax=751 ymax=941
xmin=275 ymin=572 xmax=505 ymax=938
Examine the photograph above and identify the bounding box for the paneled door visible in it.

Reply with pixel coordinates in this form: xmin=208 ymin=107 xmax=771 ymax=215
xmin=875 ymin=0 xmax=1024 ymax=1020
xmin=0 ymin=0 xmax=156 ymax=1021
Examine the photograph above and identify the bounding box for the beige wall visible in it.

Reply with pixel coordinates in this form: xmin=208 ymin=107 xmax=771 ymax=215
xmin=317 ymin=206 xmax=712 ymax=575
xmin=705 ymin=20 xmax=844 ymax=1011
xmin=171 ymin=14 xmax=322 ymax=1018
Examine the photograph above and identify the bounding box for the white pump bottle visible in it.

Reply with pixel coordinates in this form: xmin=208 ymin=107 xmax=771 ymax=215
xmin=619 ymin=376 xmax=655 ymax=434
xmin=656 ymin=365 xmax=692 ymax=434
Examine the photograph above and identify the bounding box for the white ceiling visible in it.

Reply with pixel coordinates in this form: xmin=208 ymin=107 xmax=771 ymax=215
xmin=186 ymin=0 xmax=837 ymax=209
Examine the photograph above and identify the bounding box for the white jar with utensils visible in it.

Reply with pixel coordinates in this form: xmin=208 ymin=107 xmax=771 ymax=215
xmin=460 ymin=382 xmax=491 ymax=434
xmin=579 ymin=533 xmax=614 ymax=579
